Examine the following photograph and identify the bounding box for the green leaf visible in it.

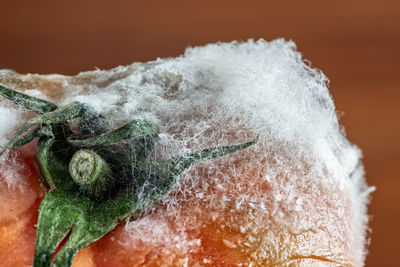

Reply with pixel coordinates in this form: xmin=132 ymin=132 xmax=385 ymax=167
xmin=0 ymin=84 xmax=57 ymax=114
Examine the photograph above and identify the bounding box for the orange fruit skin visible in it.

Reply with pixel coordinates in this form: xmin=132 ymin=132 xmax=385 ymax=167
xmin=0 ymin=74 xmax=359 ymax=266
xmin=0 ymin=145 xmax=43 ymax=267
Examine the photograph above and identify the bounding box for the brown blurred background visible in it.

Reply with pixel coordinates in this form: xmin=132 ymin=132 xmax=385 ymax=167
xmin=0 ymin=1 xmax=399 ymax=266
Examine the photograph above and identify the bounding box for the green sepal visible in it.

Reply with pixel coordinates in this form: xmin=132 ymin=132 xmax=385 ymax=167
xmin=168 ymin=135 xmax=259 ymax=173
xmin=33 ymin=189 xmax=85 ymax=267
xmin=11 ymin=125 xmax=54 ymax=148
xmin=77 ymin=109 xmax=110 ymax=139
xmin=68 ymin=119 xmax=159 ymax=147
xmin=0 ymin=84 xmax=57 ymax=114
xmin=131 ymin=136 xmax=259 ymax=215
xmin=0 ymin=102 xmax=86 ymax=155
xmin=37 ymin=137 xmax=75 ymax=190
xmin=34 ymin=189 xmax=133 ymax=267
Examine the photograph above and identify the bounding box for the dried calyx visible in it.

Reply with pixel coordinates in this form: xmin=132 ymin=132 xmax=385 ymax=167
xmin=0 ymin=84 xmax=257 ymax=267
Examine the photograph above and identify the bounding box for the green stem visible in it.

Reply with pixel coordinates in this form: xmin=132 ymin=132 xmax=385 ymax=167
xmin=69 ymin=149 xmax=113 ymax=199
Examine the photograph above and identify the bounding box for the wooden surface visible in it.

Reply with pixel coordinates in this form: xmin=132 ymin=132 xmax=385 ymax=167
xmin=0 ymin=1 xmax=399 ymax=266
